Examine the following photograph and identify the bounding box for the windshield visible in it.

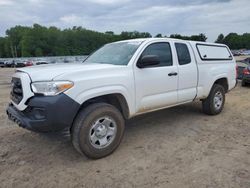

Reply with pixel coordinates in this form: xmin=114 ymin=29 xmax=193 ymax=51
xmin=84 ymin=41 xmax=142 ymax=65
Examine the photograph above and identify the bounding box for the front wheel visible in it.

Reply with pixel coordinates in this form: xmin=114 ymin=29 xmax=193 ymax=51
xmin=202 ymin=84 xmax=225 ymax=115
xmin=71 ymin=103 xmax=125 ymax=159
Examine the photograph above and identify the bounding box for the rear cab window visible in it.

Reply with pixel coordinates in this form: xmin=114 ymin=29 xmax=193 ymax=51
xmin=175 ymin=43 xmax=191 ymax=65
xmin=196 ymin=44 xmax=233 ymax=61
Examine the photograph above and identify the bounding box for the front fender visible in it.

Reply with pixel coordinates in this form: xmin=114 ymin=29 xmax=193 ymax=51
xmin=70 ymin=85 xmax=135 ymax=116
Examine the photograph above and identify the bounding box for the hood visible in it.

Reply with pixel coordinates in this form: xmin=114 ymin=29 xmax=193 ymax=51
xmin=18 ymin=63 xmax=118 ymax=82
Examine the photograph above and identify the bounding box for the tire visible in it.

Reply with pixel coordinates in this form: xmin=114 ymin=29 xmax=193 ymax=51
xmin=71 ymin=103 xmax=125 ymax=159
xmin=241 ymin=80 xmax=246 ymax=87
xmin=202 ymin=84 xmax=225 ymax=115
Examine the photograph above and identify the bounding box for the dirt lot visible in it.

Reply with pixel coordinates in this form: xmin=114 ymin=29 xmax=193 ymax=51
xmin=0 ymin=68 xmax=250 ymax=188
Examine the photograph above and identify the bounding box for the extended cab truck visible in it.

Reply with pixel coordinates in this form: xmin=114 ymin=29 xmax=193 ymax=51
xmin=6 ymin=38 xmax=237 ymax=159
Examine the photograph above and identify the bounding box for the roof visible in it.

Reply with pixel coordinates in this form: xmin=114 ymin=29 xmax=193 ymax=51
xmin=113 ymin=38 xmax=228 ymax=47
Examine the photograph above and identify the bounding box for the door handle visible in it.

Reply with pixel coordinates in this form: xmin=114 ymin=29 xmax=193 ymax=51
xmin=168 ymin=72 xmax=178 ymax=76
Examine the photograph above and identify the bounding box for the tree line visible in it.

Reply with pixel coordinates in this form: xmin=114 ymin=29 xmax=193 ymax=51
xmin=0 ymin=24 xmax=248 ymax=58
xmin=215 ymin=33 xmax=250 ymax=50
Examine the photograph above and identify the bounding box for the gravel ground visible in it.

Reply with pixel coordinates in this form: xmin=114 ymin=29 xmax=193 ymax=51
xmin=0 ymin=68 xmax=250 ymax=188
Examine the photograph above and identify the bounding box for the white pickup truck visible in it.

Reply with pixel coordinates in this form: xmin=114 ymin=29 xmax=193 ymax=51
xmin=7 ymin=38 xmax=237 ymax=159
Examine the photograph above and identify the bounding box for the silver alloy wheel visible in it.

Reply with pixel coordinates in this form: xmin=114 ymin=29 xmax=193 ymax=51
xmin=214 ymin=91 xmax=223 ymax=110
xmin=89 ymin=116 xmax=117 ymax=149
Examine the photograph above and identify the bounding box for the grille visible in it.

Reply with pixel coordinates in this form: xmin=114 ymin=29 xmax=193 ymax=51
xmin=10 ymin=77 xmax=23 ymax=104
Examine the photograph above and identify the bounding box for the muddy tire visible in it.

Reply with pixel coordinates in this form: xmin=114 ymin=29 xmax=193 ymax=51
xmin=71 ymin=103 xmax=125 ymax=159
xmin=202 ymin=84 xmax=225 ymax=115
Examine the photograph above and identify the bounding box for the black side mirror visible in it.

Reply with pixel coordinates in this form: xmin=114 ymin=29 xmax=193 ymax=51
xmin=137 ymin=55 xmax=160 ymax=68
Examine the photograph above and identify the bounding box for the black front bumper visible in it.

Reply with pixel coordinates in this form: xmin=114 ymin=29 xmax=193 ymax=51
xmin=6 ymin=94 xmax=80 ymax=132
xmin=242 ymin=74 xmax=250 ymax=83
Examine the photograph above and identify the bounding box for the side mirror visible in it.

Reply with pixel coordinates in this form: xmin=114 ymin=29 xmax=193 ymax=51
xmin=137 ymin=55 xmax=160 ymax=68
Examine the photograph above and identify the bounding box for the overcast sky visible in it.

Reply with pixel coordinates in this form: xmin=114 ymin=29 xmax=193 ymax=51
xmin=0 ymin=0 xmax=249 ymax=41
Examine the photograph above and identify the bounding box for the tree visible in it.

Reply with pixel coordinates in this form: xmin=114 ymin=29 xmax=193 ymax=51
xmin=242 ymin=33 xmax=250 ymax=49
xmin=170 ymin=33 xmax=207 ymax=42
xmin=6 ymin=25 xmax=31 ymax=57
xmin=35 ymin=48 xmax=43 ymax=57
xmin=155 ymin=33 xmax=162 ymax=38
xmin=105 ymin=31 xmax=114 ymax=35
xmin=190 ymin=33 xmax=207 ymax=42
xmin=120 ymin=31 xmax=152 ymax=40
xmin=223 ymin=33 xmax=241 ymax=49
xmin=170 ymin=34 xmax=184 ymax=39
xmin=215 ymin=34 xmax=224 ymax=43
xmin=0 ymin=37 xmax=5 ymax=57
xmin=2 ymin=24 xmax=249 ymax=57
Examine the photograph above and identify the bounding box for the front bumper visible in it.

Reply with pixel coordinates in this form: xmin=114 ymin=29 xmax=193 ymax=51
xmin=242 ymin=74 xmax=250 ymax=83
xmin=6 ymin=94 xmax=80 ymax=132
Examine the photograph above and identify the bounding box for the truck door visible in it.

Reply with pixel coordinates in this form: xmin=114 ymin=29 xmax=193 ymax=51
xmin=174 ymin=42 xmax=198 ymax=103
xmin=134 ymin=42 xmax=178 ymax=113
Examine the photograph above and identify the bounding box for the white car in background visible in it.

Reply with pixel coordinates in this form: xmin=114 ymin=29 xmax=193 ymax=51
xmin=241 ymin=50 xmax=250 ymax=56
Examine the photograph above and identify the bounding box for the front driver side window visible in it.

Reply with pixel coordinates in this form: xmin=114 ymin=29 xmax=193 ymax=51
xmin=140 ymin=42 xmax=173 ymax=67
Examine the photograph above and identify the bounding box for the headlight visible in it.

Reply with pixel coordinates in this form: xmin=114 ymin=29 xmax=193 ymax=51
xmin=31 ymin=81 xmax=74 ymax=96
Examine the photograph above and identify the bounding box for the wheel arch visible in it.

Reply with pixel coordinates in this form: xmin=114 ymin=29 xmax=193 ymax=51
xmin=212 ymin=77 xmax=229 ymax=93
xmin=74 ymin=93 xmax=130 ymax=122
xmin=199 ymin=76 xmax=229 ymax=101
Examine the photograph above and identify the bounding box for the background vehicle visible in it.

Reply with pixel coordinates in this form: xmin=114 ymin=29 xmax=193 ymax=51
xmin=241 ymin=50 xmax=250 ymax=56
xmin=34 ymin=61 xmax=48 ymax=65
xmin=23 ymin=60 xmax=34 ymax=66
xmin=63 ymin=58 xmax=70 ymax=63
xmin=5 ymin=61 xmax=16 ymax=67
xmin=237 ymin=61 xmax=248 ymax=79
xmin=16 ymin=60 xmax=26 ymax=67
xmin=5 ymin=60 xmax=25 ymax=67
xmin=0 ymin=61 xmax=5 ymax=68
xmin=6 ymin=38 xmax=237 ymax=159
xmin=237 ymin=58 xmax=250 ymax=79
xmin=242 ymin=65 xmax=250 ymax=86
xmin=241 ymin=57 xmax=250 ymax=64
xmin=232 ymin=50 xmax=241 ymax=56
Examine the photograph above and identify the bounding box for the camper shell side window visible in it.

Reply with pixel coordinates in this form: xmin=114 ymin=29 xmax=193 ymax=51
xmin=196 ymin=44 xmax=233 ymax=61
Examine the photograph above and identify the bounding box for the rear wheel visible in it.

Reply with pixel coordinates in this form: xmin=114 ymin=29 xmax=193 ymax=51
xmin=71 ymin=103 xmax=125 ymax=159
xmin=202 ymin=84 xmax=225 ymax=115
